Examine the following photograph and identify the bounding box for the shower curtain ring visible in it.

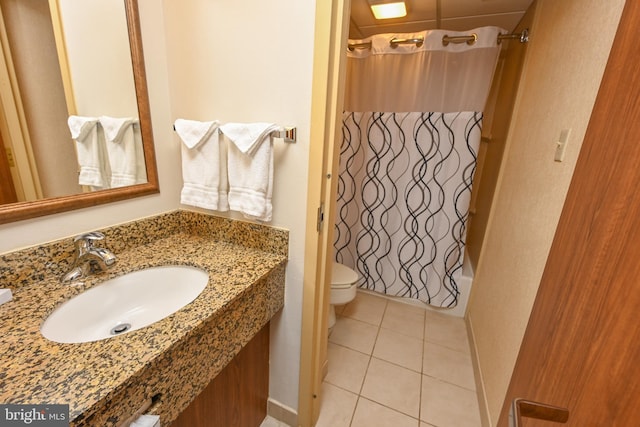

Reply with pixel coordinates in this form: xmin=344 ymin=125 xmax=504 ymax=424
xmin=442 ymin=33 xmax=477 ymax=47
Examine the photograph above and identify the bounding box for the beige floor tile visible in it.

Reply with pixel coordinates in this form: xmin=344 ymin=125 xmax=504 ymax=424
xmin=351 ymin=397 xmax=420 ymax=427
xmin=361 ymin=357 xmax=422 ymax=418
xmin=325 ymin=342 xmax=370 ymax=393
xmin=330 ymin=316 xmax=379 ymax=355
xmin=421 ymin=375 xmax=481 ymax=427
xmin=424 ymin=311 xmax=470 ymax=354
xmin=259 ymin=416 xmax=290 ymax=427
xmin=423 ymin=342 xmax=476 ymax=390
xmin=315 ymin=382 xmax=358 ymax=427
xmin=381 ymin=300 xmax=426 ymax=339
xmin=341 ymin=292 xmax=388 ymax=326
xmin=319 ymin=292 xmax=481 ymax=427
xmin=373 ymin=328 xmax=423 ymax=372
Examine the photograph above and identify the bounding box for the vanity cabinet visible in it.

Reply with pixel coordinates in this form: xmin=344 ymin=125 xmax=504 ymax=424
xmin=0 ymin=211 xmax=287 ymax=427
xmin=171 ymin=323 xmax=270 ymax=427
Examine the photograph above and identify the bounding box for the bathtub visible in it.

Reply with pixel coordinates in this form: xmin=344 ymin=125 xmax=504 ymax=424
xmin=445 ymin=253 xmax=474 ymax=317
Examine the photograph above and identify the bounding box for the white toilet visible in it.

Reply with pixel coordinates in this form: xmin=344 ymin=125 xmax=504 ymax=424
xmin=328 ymin=262 xmax=359 ymax=328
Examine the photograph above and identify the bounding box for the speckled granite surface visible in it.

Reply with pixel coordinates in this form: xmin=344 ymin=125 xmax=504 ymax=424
xmin=0 ymin=210 xmax=288 ymax=426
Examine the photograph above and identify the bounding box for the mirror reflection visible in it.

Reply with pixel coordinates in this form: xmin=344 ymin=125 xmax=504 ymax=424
xmin=0 ymin=0 xmax=144 ymax=206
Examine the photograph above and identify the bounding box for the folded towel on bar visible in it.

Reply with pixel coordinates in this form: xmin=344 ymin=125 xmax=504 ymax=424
xmin=100 ymin=116 xmax=142 ymax=187
xmin=68 ymin=115 xmax=109 ymax=189
xmin=219 ymin=122 xmax=280 ymax=155
xmin=221 ymin=122 xmax=278 ymax=222
xmin=174 ymin=118 xmax=228 ymax=211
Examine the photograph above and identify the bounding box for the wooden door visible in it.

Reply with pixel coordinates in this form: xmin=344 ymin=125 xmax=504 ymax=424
xmin=171 ymin=324 xmax=269 ymax=427
xmin=498 ymin=1 xmax=640 ymax=425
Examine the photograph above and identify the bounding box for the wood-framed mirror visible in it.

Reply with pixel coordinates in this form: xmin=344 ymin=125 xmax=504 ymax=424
xmin=0 ymin=0 xmax=158 ymax=225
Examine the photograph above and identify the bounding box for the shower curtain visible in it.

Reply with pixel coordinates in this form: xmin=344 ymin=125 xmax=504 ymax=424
xmin=334 ymin=27 xmax=504 ymax=307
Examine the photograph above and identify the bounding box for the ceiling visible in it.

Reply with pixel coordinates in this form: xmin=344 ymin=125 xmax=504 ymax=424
xmin=349 ymin=0 xmax=535 ymax=39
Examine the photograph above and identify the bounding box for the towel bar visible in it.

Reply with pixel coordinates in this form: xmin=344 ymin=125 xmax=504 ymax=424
xmin=218 ymin=127 xmax=296 ymax=143
xmin=172 ymin=124 xmax=296 ymax=143
xmin=273 ymin=127 xmax=296 ymax=143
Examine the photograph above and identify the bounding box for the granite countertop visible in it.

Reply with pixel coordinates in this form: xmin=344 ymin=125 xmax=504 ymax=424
xmin=0 ymin=211 xmax=288 ymax=426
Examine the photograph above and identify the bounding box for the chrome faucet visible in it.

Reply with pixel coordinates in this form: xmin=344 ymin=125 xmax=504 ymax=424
xmin=61 ymin=232 xmax=116 ymax=283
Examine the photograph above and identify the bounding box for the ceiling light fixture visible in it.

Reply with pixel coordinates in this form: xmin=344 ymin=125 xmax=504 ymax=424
xmin=368 ymin=1 xmax=407 ymax=20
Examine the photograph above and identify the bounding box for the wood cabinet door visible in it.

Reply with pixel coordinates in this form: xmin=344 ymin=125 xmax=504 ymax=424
xmin=498 ymin=1 xmax=640 ymax=425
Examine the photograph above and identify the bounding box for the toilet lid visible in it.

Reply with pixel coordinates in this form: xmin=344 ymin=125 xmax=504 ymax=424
xmin=332 ymin=263 xmax=358 ymax=286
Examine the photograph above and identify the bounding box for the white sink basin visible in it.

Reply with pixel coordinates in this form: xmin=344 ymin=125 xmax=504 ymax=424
xmin=41 ymin=265 xmax=208 ymax=343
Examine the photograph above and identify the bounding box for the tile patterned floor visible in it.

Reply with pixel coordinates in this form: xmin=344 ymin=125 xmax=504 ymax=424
xmin=316 ymin=291 xmax=481 ymax=427
xmin=261 ymin=416 xmax=291 ymax=427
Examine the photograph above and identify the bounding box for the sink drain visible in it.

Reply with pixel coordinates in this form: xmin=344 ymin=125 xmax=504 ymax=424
xmin=110 ymin=323 xmax=132 ymax=335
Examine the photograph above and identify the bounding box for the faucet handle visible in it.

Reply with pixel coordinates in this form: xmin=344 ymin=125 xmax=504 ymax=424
xmin=74 ymin=231 xmax=105 ymax=244
xmin=73 ymin=232 xmax=106 ymax=253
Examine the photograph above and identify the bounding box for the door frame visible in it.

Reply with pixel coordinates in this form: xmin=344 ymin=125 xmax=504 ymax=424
xmin=298 ymin=0 xmax=350 ymax=426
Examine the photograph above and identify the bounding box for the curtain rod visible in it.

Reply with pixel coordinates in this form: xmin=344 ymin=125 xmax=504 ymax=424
xmin=443 ymin=29 xmax=530 ymax=46
xmin=347 ymin=28 xmax=529 ymax=51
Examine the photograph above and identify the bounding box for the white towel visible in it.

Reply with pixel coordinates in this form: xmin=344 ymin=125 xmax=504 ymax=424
xmin=100 ymin=116 xmax=141 ymax=188
xmin=174 ymin=118 xmax=228 ymax=211
xmin=68 ymin=115 xmax=109 ymax=188
xmin=221 ymin=123 xmax=278 ymax=222
xmin=219 ymin=122 xmax=280 ymax=155
xmin=129 ymin=415 xmax=160 ymax=427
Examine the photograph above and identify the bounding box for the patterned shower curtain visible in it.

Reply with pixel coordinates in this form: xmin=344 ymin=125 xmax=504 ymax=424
xmin=335 ymin=111 xmax=482 ymax=307
xmin=335 ymin=27 xmax=503 ymax=307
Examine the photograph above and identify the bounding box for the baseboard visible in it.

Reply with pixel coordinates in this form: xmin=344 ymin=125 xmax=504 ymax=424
xmin=267 ymin=398 xmax=298 ymax=427
xmin=466 ymin=314 xmax=492 ymax=427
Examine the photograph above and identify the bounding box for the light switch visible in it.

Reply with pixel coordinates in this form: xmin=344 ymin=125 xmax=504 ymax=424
xmin=554 ymin=128 xmax=571 ymax=162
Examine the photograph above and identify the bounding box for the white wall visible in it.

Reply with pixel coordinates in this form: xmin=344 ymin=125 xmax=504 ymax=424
xmin=161 ymin=0 xmax=316 ymax=411
xmin=0 ymin=1 xmax=179 ymax=251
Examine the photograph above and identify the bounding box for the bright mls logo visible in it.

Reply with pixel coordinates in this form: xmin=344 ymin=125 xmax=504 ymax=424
xmin=0 ymin=405 xmax=69 ymax=426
